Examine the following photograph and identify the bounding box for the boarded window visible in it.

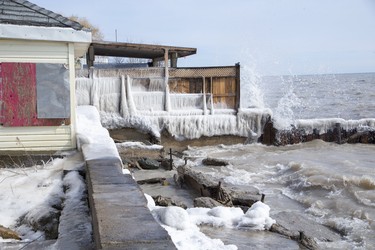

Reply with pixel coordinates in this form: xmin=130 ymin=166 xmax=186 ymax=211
xmin=0 ymin=63 xmax=69 ymax=127
xmin=36 ymin=63 xmax=70 ymax=118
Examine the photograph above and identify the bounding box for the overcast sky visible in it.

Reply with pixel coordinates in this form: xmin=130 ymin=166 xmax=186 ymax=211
xmin=33 ymin=0 xmax=375 ymax=75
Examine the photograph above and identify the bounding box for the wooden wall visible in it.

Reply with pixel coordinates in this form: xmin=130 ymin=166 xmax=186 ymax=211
xmin=169 ymin=76 xmax=237 ymax=109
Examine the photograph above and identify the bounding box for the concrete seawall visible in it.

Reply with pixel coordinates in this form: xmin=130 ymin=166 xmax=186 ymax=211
xmin=80 ymin=146 xmax=176 ymax=249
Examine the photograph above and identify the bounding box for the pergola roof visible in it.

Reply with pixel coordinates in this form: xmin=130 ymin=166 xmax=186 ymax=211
xmin=90 ymin=40 xmax=197 ymax=60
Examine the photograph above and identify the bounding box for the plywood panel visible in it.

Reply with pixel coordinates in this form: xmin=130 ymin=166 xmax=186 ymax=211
xmin=0 ymin=63 xmax=66 ymax=126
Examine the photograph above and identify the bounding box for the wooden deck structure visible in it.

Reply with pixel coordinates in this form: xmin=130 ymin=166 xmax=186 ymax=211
xmin=82 ymin=40 xmax=241 ymax=110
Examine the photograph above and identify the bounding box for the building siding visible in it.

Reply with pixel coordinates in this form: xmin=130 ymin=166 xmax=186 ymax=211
xmin=0 ymin=39 xmax=75 ymax=151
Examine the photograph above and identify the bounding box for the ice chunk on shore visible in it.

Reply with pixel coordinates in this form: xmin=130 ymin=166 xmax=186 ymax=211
xmin=238 ymin=201 xmax=275 ymax=230
xmin=152 ymin=206 xmax=191 ymax=230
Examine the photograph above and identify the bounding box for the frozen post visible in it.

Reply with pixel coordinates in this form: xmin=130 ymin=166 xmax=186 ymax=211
xmin=299 ymin=231 xmax=305 ymax=241
xmin=335 ymin=123 xmax=342 ymax=144
xmin=120 ymin=75 xmax=129 ymax=117
xmin=169 ymin=148 xmax=173 ymax=171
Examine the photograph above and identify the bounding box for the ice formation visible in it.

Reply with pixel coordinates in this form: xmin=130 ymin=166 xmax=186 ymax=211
xmin=296 ymin=118 xmax=375 ymax=134
xmin=76 ymin=105 xmax=120 ymax=161
xmin=76 ymin=76 xmax=272 ymax=140
xmin=238 ymin=201 xmax=275 ymax=230
xmin=145 ymin=191 xmax=276 ymax=250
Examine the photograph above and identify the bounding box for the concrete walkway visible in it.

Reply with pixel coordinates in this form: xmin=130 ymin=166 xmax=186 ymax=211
xmin=81 ymin=145 xmax=176 ymax=249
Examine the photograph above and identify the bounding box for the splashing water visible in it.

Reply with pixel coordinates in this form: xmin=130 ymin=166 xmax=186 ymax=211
xmin=272 ymin=76 xmax=302 ymax=130
xmin=240 ymin=63 xmax=265 ymax=109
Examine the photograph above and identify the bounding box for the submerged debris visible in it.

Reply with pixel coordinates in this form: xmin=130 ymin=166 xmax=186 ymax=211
xmin=0 ymin=225 xmax=21 ymax=240
xmin=202 ymin=158 xmax=230 ymax=166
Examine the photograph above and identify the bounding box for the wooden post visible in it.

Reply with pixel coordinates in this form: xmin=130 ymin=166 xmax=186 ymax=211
xmin=169 ymin=148 xmax=173 ymax=171
xmin=335 ymin=123 xmax=342 ymax=144
xmin=299 ymin=231 xmax=305 ymax=241
xmin=235 ymin=63 xmax=241 ymax=112
xmin=210 ymin=77 xmax=214 ymax=115
xmin=203 ymin=77 xmax=207 ymax=115
xmin=261 ymin=194 xmax=265 ymax=202
xmin=170 ymin=52 xmax=178 ymax=67
xmin=164 ymin=49 xmax=171 ymax=112
xmin=86 ymin=45 xmax=95 ymax=68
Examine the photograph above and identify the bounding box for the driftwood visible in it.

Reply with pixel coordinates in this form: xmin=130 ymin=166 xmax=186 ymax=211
xmin=137 ymin=177 xmax=166 ymax=185
xmin=0 ymin=225 xmax=21 ymax=240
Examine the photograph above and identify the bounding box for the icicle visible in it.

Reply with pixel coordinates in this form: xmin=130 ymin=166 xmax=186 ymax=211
xmin=75 ymin=78 xmax=92 ymax=106
xmin=126 ymin=75 xmax=137 ymax=115
xmin=165 ymin=80 xmax=171 ymax=112
xmin=210 ymin=94 xmax=215 ymax=115
xmin=120 ymin=75 xmax=129 ymax=117
xmin=149 ymin=78 xmax=165 ymax=91
xmin=91 ymin=78 xmax=99 ymax=109
xmin=132 ymin=92 xmax=165 ymax=111
xmin=89 ymin=77 xmax=121 ymax=113
xmin=170 ymin=94 xmax=203 ymax=110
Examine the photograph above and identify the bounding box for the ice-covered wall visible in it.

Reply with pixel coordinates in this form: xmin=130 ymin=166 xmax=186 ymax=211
xmin=296 ymin=118 xmax=375 ymax=134
xmin=100 ymin=109 xmax=271 ymax=140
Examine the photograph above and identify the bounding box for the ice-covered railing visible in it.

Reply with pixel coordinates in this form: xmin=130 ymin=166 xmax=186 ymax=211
xmin=76 ymin=76 xmax=219 ymax=115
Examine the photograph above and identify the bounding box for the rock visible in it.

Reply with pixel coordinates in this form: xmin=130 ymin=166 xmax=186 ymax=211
xmin=269 ymin=224 xmax=319 ymax=250
xmin=202 ymin=158 xmax=229 ymax=166
xmin=153 ymin=195 xmax=187 ymax=209
xmin=194 ymin=197 xmax=223 ymax=208
xmin=0 ymin=225 xmax=21 ymax=240
xmin=179 ymin=166 xmax=232 ymax=206
xmin=273 ymin=211 xmax=341 ymax=243
xmin=137 ymin=158 xmax=160 ymax=170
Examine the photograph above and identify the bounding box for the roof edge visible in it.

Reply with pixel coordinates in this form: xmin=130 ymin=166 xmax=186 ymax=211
xmin=0 ymin=23 xmax=92 ymax=43
xmin=9 ymin=0 xmax=84 ymax=30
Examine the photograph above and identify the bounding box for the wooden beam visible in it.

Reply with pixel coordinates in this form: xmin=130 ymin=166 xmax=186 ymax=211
xmin=86 ymin=45 xmax=95 ymax=67
xmin=170 ymin=52 xmax=178 ymax=67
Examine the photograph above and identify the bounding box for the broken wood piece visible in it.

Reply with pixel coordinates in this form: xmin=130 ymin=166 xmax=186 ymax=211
xmin=137 ymin=177 xmax=166 ymax=185
xmin=0 ymin=225 xmax=21 ymax=240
